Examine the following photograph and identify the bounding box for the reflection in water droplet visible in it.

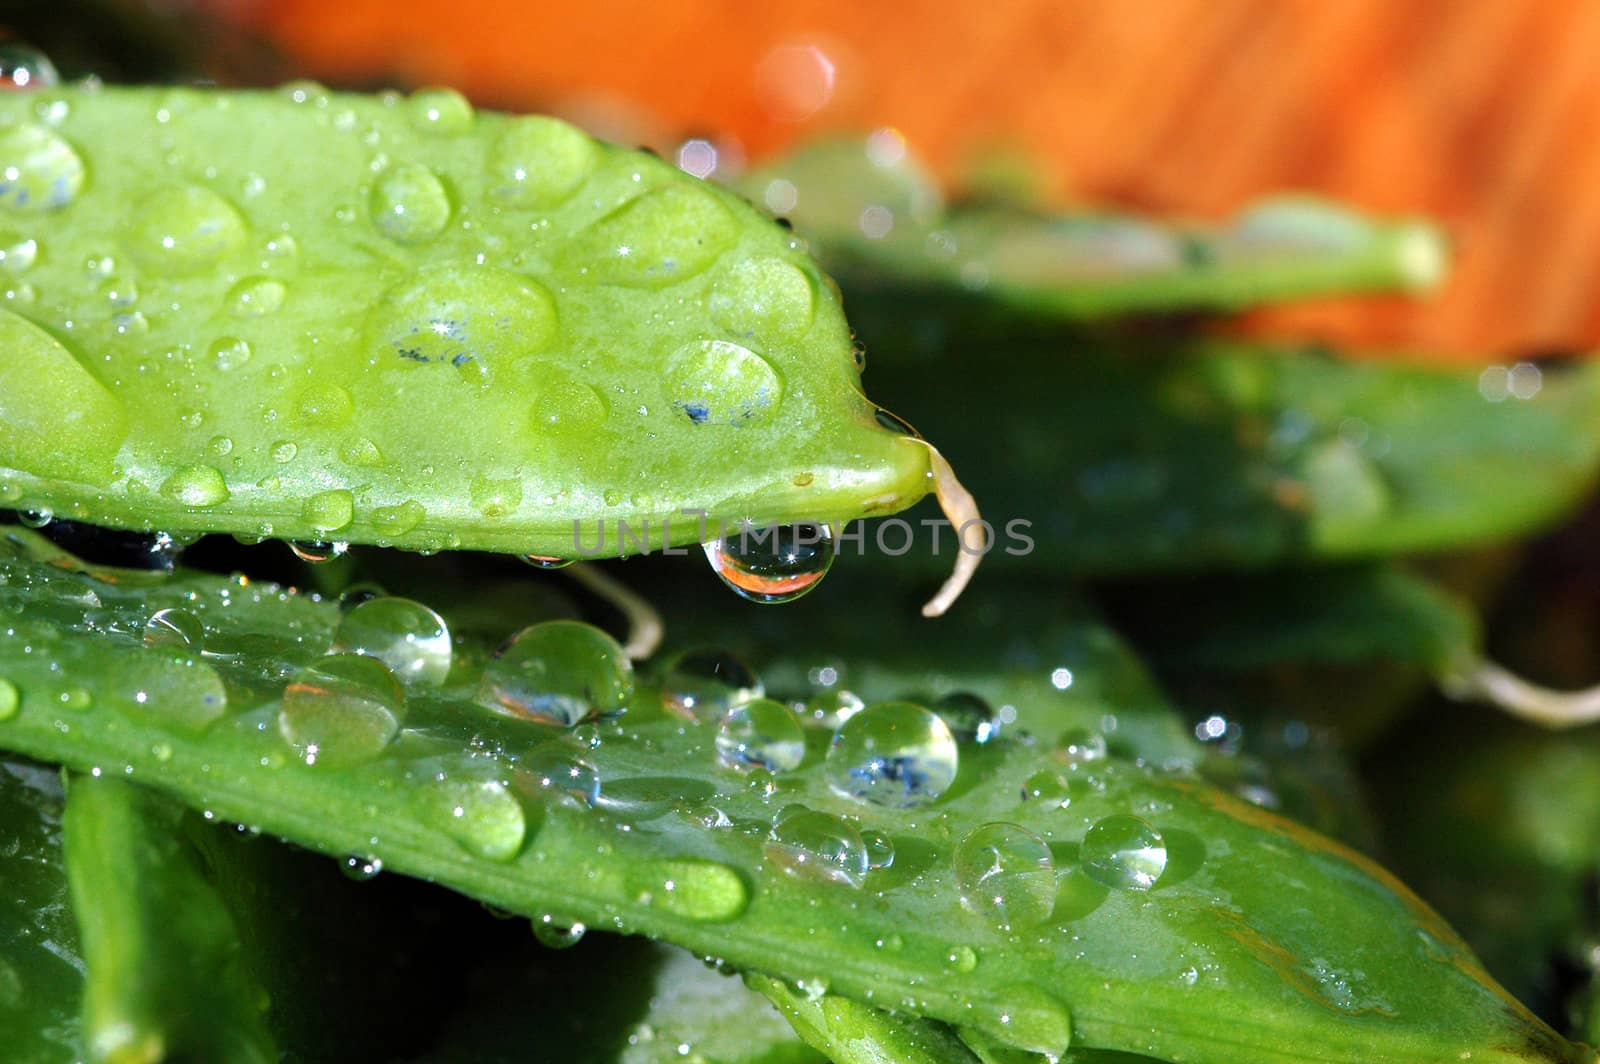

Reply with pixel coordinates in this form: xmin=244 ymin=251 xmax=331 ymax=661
xmin=716 ymin=697 xmax=805 ymax=773
xmin=0 ymin=43 xmax=59 ymax=91
xmin=126 ymin=185 xmax=246 ymax=274
xmin=662 ymin=648 xmax=761 ymax=720
xmin=955 ymin=823 xmax=1057 ymax=931
xmin=765 ymin=806 xmax=868 ymax=888
xmin=418 ymin=768 xmax=527 ymax=862
xmin=0 ymin=123 xmax=82 ymax=210
xmin=332 ymin=596 xmax=452 ymax=686
xmin=518 ymin=743 xmax=601 ymax=806
xmin=533 ymin=916 xmax=586 ymax=950
xmin=934 ymin=691 xmax=1001 ymax=744
xmin=478 ymin=621 xmax=633 ymax=726
xmin=627 ymin=859 xmax=750 ymax=921
xmin=160 ymin=465 xmax=229 ymax=508
xmin=369 ymin=163 xmax=452 ymax=244
xmin=1081 ymin=814 xmax=1167 ymax=891
xmin=288 ymin=540 xmax=348 ymax=564
xmin=704 ymin=523 xmax=835 ymax=604
xmin=143 ymin=607 xmax=204 ymax=650
xmin=664 ymin=339 xmax=783 ymax=425
xmin=825 ymin=701 xmax=958 ymax=808
xmin=278 ymin=653 xmax=403 ymax=766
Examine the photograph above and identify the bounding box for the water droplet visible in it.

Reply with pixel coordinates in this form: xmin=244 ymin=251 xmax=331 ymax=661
xmin=709 ymin=257 xmax=816 ymax=341
xmin=287 ymin=540 xmax=347 ymax=564
xmin=0 ymin=43 xmax=60 ymax=91
xmin=531 ymin=379 xmax=608 ymax=432
xmin=862 ymin=829 xmax=895 ymax=870
xmin=1081 ymin=814 xmax=1167 ymax=891
xmin=418 ymin=767 xmax=527 ymax=862
xmin=801 ymin=688 xmax=864 ymax=728
xmin=627 ymin=859 xmax=749 ymax=921
xmin=369 ymin=163 xmax=452 ymax=244
xmin=469 ymin=475 xmax=521 ymax=518
xmin=226 ymin=276 xmax=287 ymax=317
xmin=368 ymin=265 xmax=558 ymax=374
xmin=944 ymin=944 xmax=978 ymax=973
xmin=662 ymin=648 xmax=761 ymax=720
xmin=58 ymin=686 xmax=91 ymax=711
xmin=664 ymin=339 xmax=783 ymax=425
xmin=0 ymin=678 xmax=17 ymax=721
xmin=332 ymin=596 xmax=452 ymax=686
xmin=0 ymin=229 xmax=36 ymax=272
xmin=704 ymin=522 xmax=835 ymax=604
xmin=126 ymin=185 xmax=246 ymax=275
xmin=517 ymin=743 xmax=601 ymax=806
xmin=0 ymin=122 xmax=82 ymax=210
xmin=143 ymin=607 xmax=204 ymax=650
xmin=825 ymin=700 xmax=958 ymax=808
xmin=716 ymin=697 xmax=805 ymax=773
xmin=18 ymin=507 xmax=51 ymax=529
xmin=969 ymin=986 xmax=1073 ymax=1057
xmin=521 ymin=554 xmax=572 ymax=570
xmin=409 ymin=88 xmax=474 ymax=135
xmin=955 ymin=823 xmax=1057 ymax=931
xmin=934 ymin=691 xmax=1001 ymax=744
xmin=570 ymin=185 xmax=738 ymax=287
xmin=488 ymin=116 xmax=597 ymax=207
xmin=160 ymin=465 xmax=229 ymax=508
xmin=372 ymin=500 xmax=425 ymax=537
xmin=765 ymin=806 xmax=868 ymax=888
xmin=533 ymin=916 xmax=586 ymax=949
xmin=296 ymin=382 xmax=354 ymax=425
xmin=1021 ymin=769 xmax=1070 ymax=809
xmin=478 ymin=620 xmax=633 ymax=726
xmin=341 ymin=855 xmax=383 ymax=881
xmin=302 ymin=489 xmax=355 ymax=533
xmin=110 ymin=657 xmax=227 ymax=734
xmin=1057 ymin=728 xmax=1107 ymax=767
xmin=278 ymin=653 xmax=403 ymax=766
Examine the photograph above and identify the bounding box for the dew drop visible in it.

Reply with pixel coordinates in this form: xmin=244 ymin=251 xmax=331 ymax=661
xmin=627 ymin=859 xmax=749 ymax=922
xmin=969 ymin=986 xmax=1073 ymax=1058
xmin=716 ymin=697 xmax=805 ymax=773
xmin=709 ymin=257 xmax=816 ymax=341
xmin=488 ymin=115 xmax=597 ymax=207
xmin=934 ymin=691 xmax=1001 ymax=744
xmin=372 ymin=500 xmax=425 ymax=537
xmin=517 ymin=743 xmax=601 ymax=806
xmin=143 ymin=607 xmax=204 ymax=651
xmin=226 ymin=276 xmax=287 ymax=317
xmin=418 ymin=768 xmax=527 ymax=862
xmin=287 ymin=539 xmax=348 ymax=564
xmin=1081 ymin=814 xmax=1167 ymax=891
xmin=296 ymin=383 xmax=354 ymax=425
xmin=110 ymin=657 xmax=227 ymax=734
xmin=332 ymin=596 xmax=452 ymax=686
xmin=661 ymin=648 xmax=761 ymax=720
xmin=704 ymin=522 xmax=835 ymax=604
xmin=160 ymin=465 xmax=229 ymax=508
xmin=408 ymin=88 xmax=474 ymax=135
xmin=533 ymin=916 xmax=586 ymax=949
xmin=478 ymin=620 xmax=633 ymax=726
xmin=369 ymin=163 xmax=451 ymax=244
xmin=765 ymin=806 xmax=868 ymax=888
xmin=1057 ymin=727 xmax=1107 ymax=768
xmin=0 ymin=230 xmax=37 ymax=272
xmin=577 ymin=184 xmax=739 ymax=287
xmin=825 ymin=700 xmax=958 ymax=808
xmin=0 ymin=43 xmax=60 ymax=91
xmin=368 ymin=265 xmax=559 ymax=372
xmin=531 ymin=379 xmax=608 ymax=432
xmin=664 ymin=339 xmax=783 ymax=425
xmin=944 ymin=944 xmax=978 ymax=973
xmin=278 ymin=653 xmax=403 ymax=766
xmin=58 ymin=686 xmax=91 ymax=711
xmin=341 ymin=855 xmax=383 ymax=881
xmin=955 ymin=823 xmax=1057 ymax=931
xmin=862 ymin=829 xmax=896 ymax=870
xmin=0 ymin=678 xmax=17 ymax=721
xmin=301 ymin=489 xmax=355 ymax=533
xmin=521 ymin=554 xmax=572 ymax=570
xmin=125 ymin=185 xmax=246 ymax=275
xmin=801 ymin=688 xmax=864 ymax=729
xmin=0 ymin=122 xmax=82 ymax=210
xmin=18 ymin=507 xmax=51 ymax=528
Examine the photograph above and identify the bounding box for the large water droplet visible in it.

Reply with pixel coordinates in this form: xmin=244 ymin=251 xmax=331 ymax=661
xmin=0 ymin=43 xmax=60 ymax=91
xmin=369 ymin=163 xmax=451 ymax=244
xmin=368 ymin=265 xmax=558 ymax=374
xmin=664 ymin=339 xmax=783 ymax=426
xmin=955 ymin=823 xmax=1057 ymax=931
xmin=0 ymin=122 xmax=82 ymax=210
xmin=627 ymin=859 xmax=749 ymax=921
xmin=125 ymin=185 xmax=246 ymax=275
xmin=488 ymin=116 xmax=597 ymax=207
xmin=661 ymin=648 xmax=761 ymax=720
xmin=110 ymin=656 xmax=228 ymax=734
xmin=417 ymin=767 xmax=527 ymax=862
xmin=160 ymin=465 xmax=229 ymax=508
xmin=409 ymin=88 xmax=474 ymax=135
xmin=302 ymin=489 xmax=355 ymax=534
xmin=709 ymin=257 xmax=816 ymax=342
xmin=278 ymin=653 xmax=403 ymax=766
xmin=704 ymin=522 xmax=835 ymax=604
xmin=143 ymin=607 xmax=204 ymax=650
xmin=478 ymin=620 xmax=633 ymax=726
xmin=571 ymin=185 xmax=738 ymax=287
xmin=765 ymin=806 xmax=868 ymax=888
xmin=1081 ymin=814 xmax=1167 ymax=891
xmin=934 ymin=691 xmax=1001 ymax=744
xmin=332 ymin=596 xmax=451 ymax=686
xmin=825 ymin=700 xmax=958 ymax=808
xmin=716 ymin=697 xmax=805 ymax=773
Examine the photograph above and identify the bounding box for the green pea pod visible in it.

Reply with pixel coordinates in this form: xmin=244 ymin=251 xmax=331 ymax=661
xmin=737 ymin=138 xmax=1445 ymax=318
xmin=0 ymin=83 xmax=978 ymax=613
xmin=62 ymin=773 xmax=275 ymax=1063
xmin=0 ymin=533 xmax=1585 ymax=1063
xmin=0 ymin=759 xmax=82 ymax=1064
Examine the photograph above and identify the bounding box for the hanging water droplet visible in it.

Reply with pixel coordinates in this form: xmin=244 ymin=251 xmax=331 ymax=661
xmin=664 ymin=339 xmax=783 ymax=425
xmin=478 ymin=620 xmax=633 ymax=726
xmin=533 ymin=915 xmax=586 ymax=949
xmin=143 ymin=607 xmax=204 ymax=650
xmin=417 ymin=767 xmax=527 ymax=862
xmin=517 ymin=743 xmax=601 ymax=806
xmin=341 ymin=855 xmax=383 ymax=881
xmin=226 ymin=275 xmax=287 ymax=317
xmin=716 ymin=697 xmax=805 ymax=773
xmin=1081 ymin=814 xmax=1167 ymax=891
xmin=160 ymin=465 xmax=229 ymax=508
xmin=0 ymin=122 xmax=83 ymax=210
xmin=521 ymin=554 xmax=572 ymax=570
xmin=0 ymin=678 xmax=18 ymax=721
xmin=825 ymin=700 xmax=958 ymax=808
xmin=661 ymin=648 xmax=761 ymax=720
xmin=704 ymin=522 xmax=835 ymax=604
xmin=0 ymin=43 xmax=59 ymax=91
xmin=126 ymin=185 xmax=246 ymax=275
xmin=955 ymin=823 xmax=1057 ymax=931
xmin=934 ymin=691 xmax=1001 ymax=744
xmin=369 ymin=163 xmax=452 ymax=244
xmin=765 ymin=806 xmax=868 ymax=888
xmin=278 ymin=653 xmax=403 ymax=766
xmin=332 ymin=596 xmax=452 ymax=687
xmin=17 ymin=507 xmax=51 ymax=529
xmin=408 ymin=87 xmax=474 ymax=135
xmin=627 ymin=858 xmax=750 ymax=921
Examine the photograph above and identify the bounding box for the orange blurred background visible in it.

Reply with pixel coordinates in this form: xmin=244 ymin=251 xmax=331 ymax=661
xmin=198 ymin=0 xmax=1600 ymax=361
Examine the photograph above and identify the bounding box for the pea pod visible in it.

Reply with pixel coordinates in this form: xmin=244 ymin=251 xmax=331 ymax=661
xmin=0 ymin=533 xmax=1584 ymax=1063
xmin=0 ymin=83 xmax=978 ymax=612
xmin=737 ymin=138 xmax=1445 ymax=319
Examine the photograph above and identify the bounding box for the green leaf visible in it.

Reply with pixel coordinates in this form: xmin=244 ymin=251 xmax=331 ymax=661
xmin=0 ymin=532 xmax=1583 ymax=1063
xmin=749 ymin=972 xmax=980 ymax=1064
